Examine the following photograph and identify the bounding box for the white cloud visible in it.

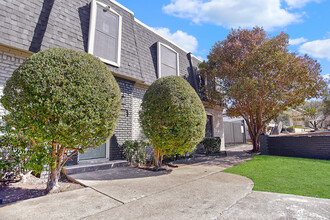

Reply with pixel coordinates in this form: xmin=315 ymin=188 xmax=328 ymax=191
xmin=285 ymin=0 xmax=321 ymax=8
xmin=323 ymin=74 xmax=330 ymax=79
xmin=163 ymin=0 xmax=302 ymax=30
xmin=289 ymin=37 xmax=307 ymax=45
xmin=299 ymin=39 xmax=330 ymax=61
xmin=152 ymin=27 xmax=198 ymax=53
xmin=322 ymin=74 xmax=330 ymax=88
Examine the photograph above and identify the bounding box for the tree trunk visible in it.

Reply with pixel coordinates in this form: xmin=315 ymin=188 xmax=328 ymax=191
xmin=46 ymin=143 xmax=65 ymax=192
xmin=153 ymin=147 xmax=161 ymax=170
xmin=245 ymin=122 xmax=261 ymax=152
xmin=251 ymin=133 xmax=261 ymax=152
xmin=310 ymin=121 xmax=319 ymax=131
xmin=46 ymin=166 xmax=60 ymax=192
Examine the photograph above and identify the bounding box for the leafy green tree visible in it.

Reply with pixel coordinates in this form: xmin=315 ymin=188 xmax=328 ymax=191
xmin=200 ymin=27 xmax=325 ymax=152
xmin=323 ymin=77 xmax=330 ymax=122
xmin=0 ymin=134 xmax=49 ymax=183
xmin=276 ymin=113 xmax=290 ymax=127
xmin=1 ymin=48 xmax=121 ymax=191
xmin=302 ymin=101 xmax=325 ymax=130
xmin=139 ymin=76 xmax=206 ymax=168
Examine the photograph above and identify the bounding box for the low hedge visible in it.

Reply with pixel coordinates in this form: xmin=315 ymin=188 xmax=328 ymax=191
xmin=201 ymin=137 xmax=221 ymax=154
xmin=123 ymin=140 xmax=152 ymax=166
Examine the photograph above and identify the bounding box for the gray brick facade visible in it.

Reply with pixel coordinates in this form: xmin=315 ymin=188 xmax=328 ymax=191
xmin=0 ymin=50 xmax=27 ymax=120
xmin=132 ymin=85 xmax=146 ymax=140
xmin=0 ymin=51 xmax=25 ymax=86
xmin=0 ymin=0 xmax=201 ymax=87
xmin=0 ymin=0 xmax=144 ymax=82
xmin=109 ymin=77 xmax=134 ymax=160
xmin=0 ymin=0 xmax=223 ymax=164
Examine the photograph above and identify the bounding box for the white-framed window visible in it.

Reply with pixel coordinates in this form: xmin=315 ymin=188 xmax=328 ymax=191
xmin=88 ymin=0 xmax=122 ymax=67
xmin=157 ymin=42 xmax=179 ymax=78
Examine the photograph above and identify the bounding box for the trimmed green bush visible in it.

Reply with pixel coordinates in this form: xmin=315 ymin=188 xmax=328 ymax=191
xmin=0 ymin=135 xmax=49 ymax=183
xmin=123 ymin=140 xmax=151 ymax=166
xmin=139 ymin=76 xmax=206 ymax=167
xmin=1 ymin=48 xmax=121 ymax=191
xmin=201 ymin=137 xmax=221 ymax=154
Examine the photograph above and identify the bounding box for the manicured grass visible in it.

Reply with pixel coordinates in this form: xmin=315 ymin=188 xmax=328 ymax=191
xmin=288 ymin=125 xmax=309 ymax=129
xmin=222 ymin=155 xmax=330 ymax=199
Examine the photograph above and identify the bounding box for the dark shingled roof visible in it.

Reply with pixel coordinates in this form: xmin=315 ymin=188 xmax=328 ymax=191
xmin=0 ymin=0 xmax=202 ymax=89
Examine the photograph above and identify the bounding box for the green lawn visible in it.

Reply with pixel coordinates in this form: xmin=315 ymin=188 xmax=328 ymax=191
xmin=222 ymin=155 xmax=330 ymax=199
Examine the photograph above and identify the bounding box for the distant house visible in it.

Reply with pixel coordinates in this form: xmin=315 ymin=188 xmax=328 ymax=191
xmin=283 ymin=109 xmax=305 ymax=127
xmin=0 ymin=0 xmax=225 ymax=166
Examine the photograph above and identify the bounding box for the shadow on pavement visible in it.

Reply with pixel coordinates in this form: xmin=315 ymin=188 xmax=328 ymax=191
xmin=0 ymin=186 xmax=47 ymax=206
xmin=70 ymin=166 xmax=172 ymax=181
xmin=173 ymin=150 xmax=252 ymax=168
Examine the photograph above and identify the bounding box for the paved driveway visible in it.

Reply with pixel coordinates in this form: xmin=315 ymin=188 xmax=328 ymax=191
xmin=0 ymin=150 xmax=329 ymax=220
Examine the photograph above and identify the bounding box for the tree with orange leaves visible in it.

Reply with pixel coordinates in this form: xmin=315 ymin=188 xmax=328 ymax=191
xmin=200 ymin=27 xmax=326 ymax=152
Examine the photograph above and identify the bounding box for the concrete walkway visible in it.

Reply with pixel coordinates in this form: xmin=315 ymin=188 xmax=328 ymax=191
xmin=221 ymin=191 xmax=330 ymax=219
xmin=1 ymin=149 xmax=329 ymax=220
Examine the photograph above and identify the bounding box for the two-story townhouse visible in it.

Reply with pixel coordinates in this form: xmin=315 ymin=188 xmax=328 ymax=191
xmin=0 ymin=0 xmax=225 ymax=167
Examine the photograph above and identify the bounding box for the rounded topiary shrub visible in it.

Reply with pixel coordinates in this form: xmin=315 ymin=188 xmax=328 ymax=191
xmin=139 ymin=76 xmax=206 ymax=167
xmin=1 ymin=48 xmax=121 ymax=191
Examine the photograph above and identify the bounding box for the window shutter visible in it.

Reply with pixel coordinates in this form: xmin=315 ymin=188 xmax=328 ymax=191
xmin=157 ymin=42 xmax=179 ymax=78
xmin=161 ymin=45 xmax=177 ymax=77
xmin=94 ymin=5 xmax=119 ymax=62
xmin=88 ymin=1 xmax=122 ymax=67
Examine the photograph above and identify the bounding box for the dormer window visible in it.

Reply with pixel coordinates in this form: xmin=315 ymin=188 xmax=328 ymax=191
xmin=88 ymin=0 xmax=122 ymax=67
xmin=157 ymin=42 xmax=179 ymax=78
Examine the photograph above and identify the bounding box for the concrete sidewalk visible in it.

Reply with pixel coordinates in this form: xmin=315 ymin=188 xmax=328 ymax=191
xmin=221 ymin=191 xmax=330 ymax=219
xmin=0 ymin=164 xmax=254 ymax=220
xmin=1 ymin=150 xmax=329 ymax=220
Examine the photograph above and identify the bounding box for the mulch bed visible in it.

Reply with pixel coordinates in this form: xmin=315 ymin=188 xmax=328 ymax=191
xmin=0 ymin=174 xmax=84 ymax=207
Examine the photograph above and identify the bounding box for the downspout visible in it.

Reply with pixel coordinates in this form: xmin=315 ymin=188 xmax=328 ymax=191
xmin=187 ymin=52 xmax=200 ymax=94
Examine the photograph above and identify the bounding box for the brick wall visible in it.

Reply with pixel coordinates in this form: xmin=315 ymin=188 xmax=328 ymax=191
xmin=0 ymin=50 xmax=26 ymax=120
xmin=132 ymin=85 xmax=146 ymax=140
xmin=64 ymin=152 xmax=78 ymax=166
xmin=109 ymin=77 xmax=134 ymax=160
xmin=260 ymin=134 xmax=330 ymax=160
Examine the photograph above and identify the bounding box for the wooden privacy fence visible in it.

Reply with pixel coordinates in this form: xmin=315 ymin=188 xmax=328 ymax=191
xmin=224 ymin=120 xmax=247 ymax=144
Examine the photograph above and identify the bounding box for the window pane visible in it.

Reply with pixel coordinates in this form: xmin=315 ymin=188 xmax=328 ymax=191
xmin=161 ymin=64 xmax=177 ymax=77
xmin=94 ymin=30 xmax=117 ymax=62
xmin=161 ymin=45 xmax=177 ymax=69
xmin=96 ymin=5 xmax=118 ymax=37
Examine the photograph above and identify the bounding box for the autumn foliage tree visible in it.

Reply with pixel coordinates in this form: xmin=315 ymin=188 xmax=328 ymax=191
xmin=1 ymin=48 xmax=121 ymax=191
xmin=199 ymin=27 xmax=325 ymax=152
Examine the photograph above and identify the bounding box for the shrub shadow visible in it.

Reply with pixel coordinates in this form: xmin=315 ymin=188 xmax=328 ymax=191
xmin=0 ymin=186 xmax=46 ymax=206
xmin=173 ymin=151 xmax=252 ymax=168
xmin=70 ymin=166 xmax=172 ymax=181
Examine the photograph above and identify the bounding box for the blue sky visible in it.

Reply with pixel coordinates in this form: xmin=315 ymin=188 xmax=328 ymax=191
xmin=117 ymin=0 xmax=330 ymax=77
